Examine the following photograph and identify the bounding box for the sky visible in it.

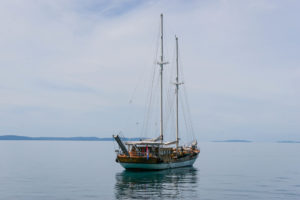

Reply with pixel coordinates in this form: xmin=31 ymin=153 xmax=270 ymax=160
xmin=0 ymin=0 xmax=299 ymax=142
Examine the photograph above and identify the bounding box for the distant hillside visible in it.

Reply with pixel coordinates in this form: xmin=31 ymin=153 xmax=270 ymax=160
xmin=277 ymin=140 xmax=300 ymax=143
xmin=212 ymin=140 xmax=252 ymax=143
xmin=0 ymin=135 xmax=143 ymax=141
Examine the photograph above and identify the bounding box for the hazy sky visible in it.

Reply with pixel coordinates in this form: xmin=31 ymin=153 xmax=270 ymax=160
xmin=0 ymin=0 xmax=299 ymax=141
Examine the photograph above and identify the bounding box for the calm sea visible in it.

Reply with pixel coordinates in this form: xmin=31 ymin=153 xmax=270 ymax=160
xmin=0 ymin=141 xmax=299 ymax=199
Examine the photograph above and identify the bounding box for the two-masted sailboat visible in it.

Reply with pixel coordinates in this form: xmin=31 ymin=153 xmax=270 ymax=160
xmin=113 ymin=14 xmax=200 ymax=170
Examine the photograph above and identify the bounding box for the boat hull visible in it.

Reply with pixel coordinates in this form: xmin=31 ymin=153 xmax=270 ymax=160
xmin=119 ymin=156 xmax=198 ymax=170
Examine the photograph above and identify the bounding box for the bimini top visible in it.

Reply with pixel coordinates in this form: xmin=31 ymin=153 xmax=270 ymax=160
xmin=125 ymin=140 xmax=177 ymax=146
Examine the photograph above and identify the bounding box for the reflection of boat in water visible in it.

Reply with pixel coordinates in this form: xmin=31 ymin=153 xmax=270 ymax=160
xmin=113 ymin=14 xmax=200 ymax=170
xmin=114 ymin=167 xmax=198 ymax=199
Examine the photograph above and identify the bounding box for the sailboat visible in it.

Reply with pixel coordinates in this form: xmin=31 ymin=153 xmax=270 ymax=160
xmin=113 ymin=14 xmax=200 ymax=170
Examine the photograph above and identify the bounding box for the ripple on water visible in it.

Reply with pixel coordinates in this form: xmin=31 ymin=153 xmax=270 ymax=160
xmin=114 ymin=167 xmax=198 ymax=199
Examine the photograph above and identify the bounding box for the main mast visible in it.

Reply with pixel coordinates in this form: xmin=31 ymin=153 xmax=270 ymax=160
xmin=158 ymin=13 xmax=168 ymax=142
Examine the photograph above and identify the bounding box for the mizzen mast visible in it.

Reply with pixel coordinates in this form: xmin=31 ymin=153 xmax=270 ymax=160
xmin=175 ymin=36 xmax=183 ymax=149
xmin=158 ymin=13 xmax=168 ymax=142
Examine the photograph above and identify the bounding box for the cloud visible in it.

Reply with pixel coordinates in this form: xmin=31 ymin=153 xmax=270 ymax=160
xmin=0 ymin=0 xmax=299 ymax=140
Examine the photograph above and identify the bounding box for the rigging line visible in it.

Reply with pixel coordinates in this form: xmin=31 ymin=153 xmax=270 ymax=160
xmin=166 ymin=103 xmax=176 ymax=141
xmin=113 ymin=137 xmax=117 ymax=150
xmin=129 ymin=18 xmax=161 ymax=134
xmin=147 ymin=72 xmax=160 ymax=137
xmin=164 ymin=69 xmax=175 ymax=120
xmin=164 ymin=59 xmax=176 ymax=140
xmin=178 ymin=53 xmax=196 ymax=140
xmin=164 ymin=80 xmax=173 ymax=118
xmin=164 ymin=87 xmax=174 ymax=136
xmin=128 ymin=64 xmax=148 ymax=104
xmin=148 ymin=81 xmax=159 ymax=137
xmin=163 ymin=46 xmax=176 ymax=137
xmin=181 ymin=85 xmax=196 ymax=140
xmin=141 ymin=21 xmax=161 ymax=138
xmin=141 ymin=66 xmax=157 ymax=137
xmin=165 ymin=91 xmax=175 ymax=122
xmin=141 ymin=65 xmax=156 ymax=136
xmin=172 ymin=36 xmax=195 ymax=143
xmin=164 ymin=42 xmax=177 ymax=129
xmin=170 ymin=39 xmax=177 ymax=81
xmin=179 ymin=93 xmax=193 ymax=142
xmin=184 ymin=86 xmax=195 ymax=139
xmin=181 ymin=70 xmax=195 ymax=138
xmin=164 ymin=91 xmax=175 ymax=137
xmin=179 ymin=93 xmax=187 ymax=137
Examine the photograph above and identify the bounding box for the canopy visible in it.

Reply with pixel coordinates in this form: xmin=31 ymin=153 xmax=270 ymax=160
xmin=125 ymin=140 xmax=177 ymax=146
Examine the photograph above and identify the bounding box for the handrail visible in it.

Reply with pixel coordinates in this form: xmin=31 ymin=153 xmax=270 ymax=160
xmin=129 ymin=152 xmax=151 ymax=157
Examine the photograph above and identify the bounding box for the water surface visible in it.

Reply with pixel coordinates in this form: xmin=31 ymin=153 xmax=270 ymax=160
xmin=0 ymin=141 xmax=299 ymax=199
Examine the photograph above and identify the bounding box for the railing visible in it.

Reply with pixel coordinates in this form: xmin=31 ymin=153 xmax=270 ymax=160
xmin=129 ymin=151 xmax=151 ymax=157
xmin=117 ymin=148 xmax=198 ymax=157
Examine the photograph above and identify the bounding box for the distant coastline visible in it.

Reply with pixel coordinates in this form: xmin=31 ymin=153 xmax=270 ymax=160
xmin=277 ymin=140 xmax=300 ymax=143
xmin=0 ymin=135 xmax=143 ymax=141
xmin=1 ymin=136 xmax=299 ymax=143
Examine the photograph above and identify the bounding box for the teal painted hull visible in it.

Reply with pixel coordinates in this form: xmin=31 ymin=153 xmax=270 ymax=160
xmin=119 ymin=156 xmax=198 ymax=170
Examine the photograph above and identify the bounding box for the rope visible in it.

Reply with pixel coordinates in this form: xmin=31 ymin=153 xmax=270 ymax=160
xmin=141 ymin=19 xmax=161 ymax=138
